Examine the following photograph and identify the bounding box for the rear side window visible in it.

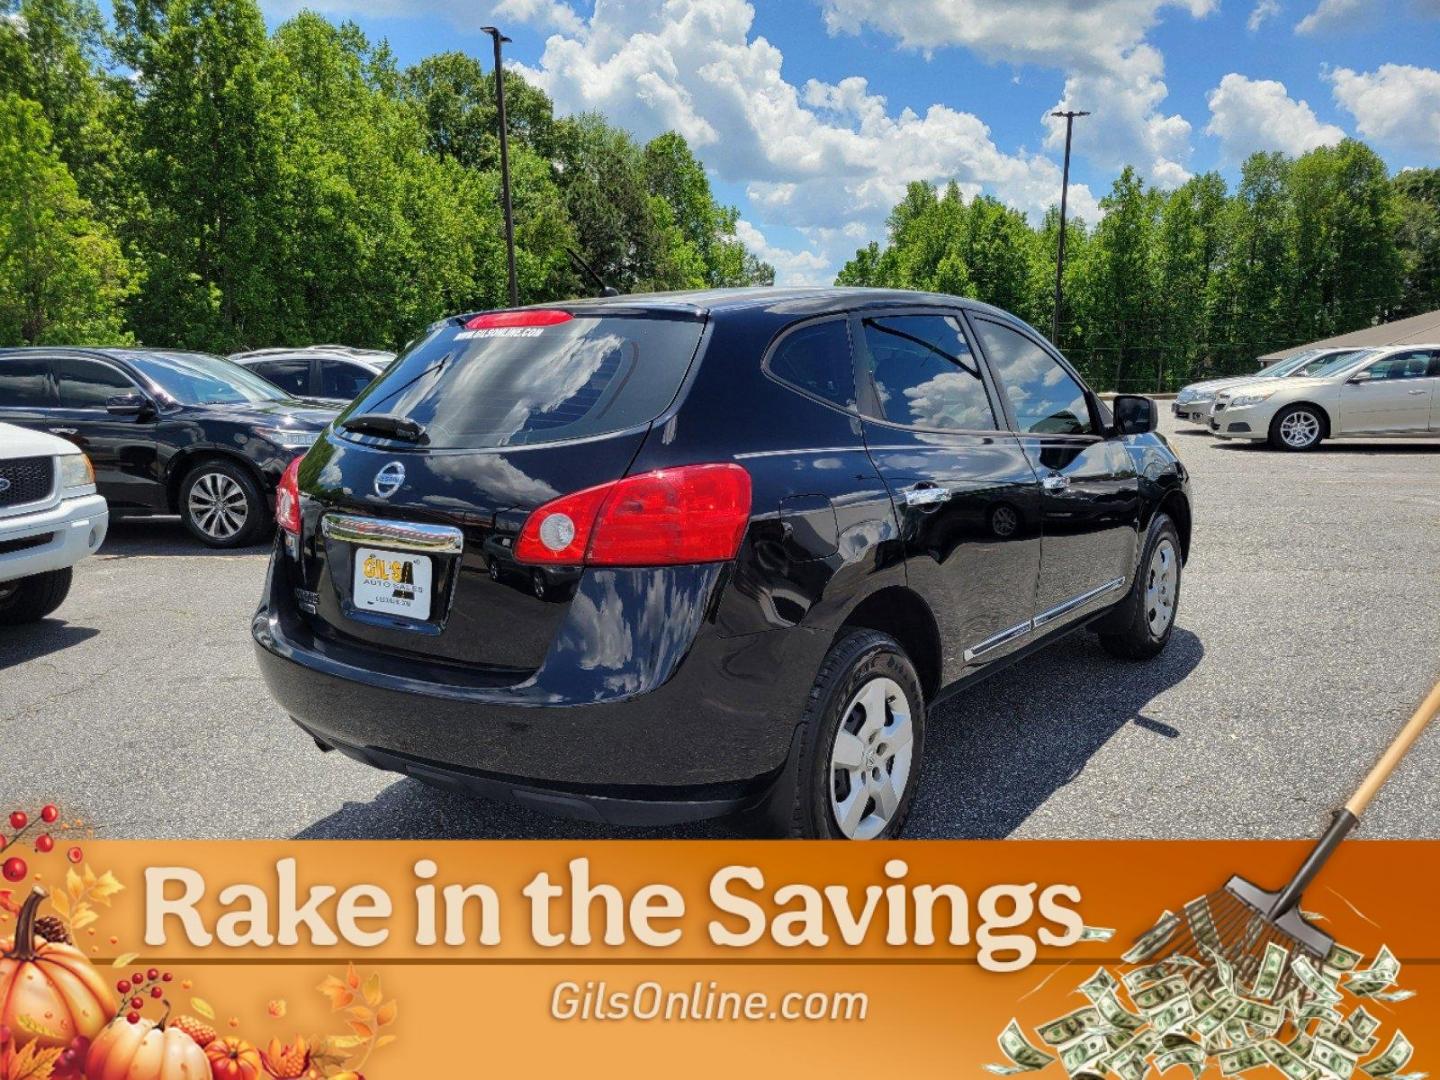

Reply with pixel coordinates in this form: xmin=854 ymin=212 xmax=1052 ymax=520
xmin=859 ymin=314 xmax=997 ymax=432
xmin=320 ymin=360 xmax=374 ymax=399
xmin=56 ymin=358 xmax=138 ymax=408
xmin=253 ymin=360 xmax=310 ymax=396
xmin=0 ymin=359 xmax=53 ymax=407
xmin=1366 ymin=352 xmax=1432 ymax=380
xmin=766 ymin=319 xmax=855 ymax=408
xmin=973 ymin=319 xmax=1095 ymax=436
xmin=346 ymin=314 xmax=705 ymax=450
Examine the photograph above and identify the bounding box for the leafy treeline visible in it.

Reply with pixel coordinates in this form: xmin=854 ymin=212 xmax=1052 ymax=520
xmin=0 ymin=0 xmax=773 ymax=351
xmin=840 ymin=148 xmax=1440 ymax=391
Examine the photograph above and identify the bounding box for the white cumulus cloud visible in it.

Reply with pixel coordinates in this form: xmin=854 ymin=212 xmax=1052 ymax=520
xmin=1294 ymin=0 xmax=1372 ymax=33
xmin=1248 ymin=0 xmax=1282 ymax=29
xmin=1205 ymin=73 xmax=1346 ymax=161
xmin=1330 ymin=63 xmax=1440 ymax=156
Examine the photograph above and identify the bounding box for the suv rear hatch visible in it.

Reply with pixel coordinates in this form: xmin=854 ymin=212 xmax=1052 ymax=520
xmin=290 ymin=308 xmax=708 ymax=677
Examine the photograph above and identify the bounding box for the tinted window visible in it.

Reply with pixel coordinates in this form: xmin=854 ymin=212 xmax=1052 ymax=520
xmin=0 ymin=359 xmax=53 ymax=407
xmin=123 ymin=352 xmax=287 ymax=405
xmin=767 ymin=320 xmax=855 ymax=408
xmin=859 ymin=314 xmax=996 ymax=431
xmin=56 ymin=358 xmax=138 ymax=408
xmin=974 ymin=320 xmax=1094 ymax=436
xmin=347 ymin=315 xmax=705 ymax=450
xmin=1365 ymin=352 xmax=1433 ymax=380
xmin=253 ymin=360 xmax=310 ymax=396
xmin=319 ymin=360 xmax=375 ymax=400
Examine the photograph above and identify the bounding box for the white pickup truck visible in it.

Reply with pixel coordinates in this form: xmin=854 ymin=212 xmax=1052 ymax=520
xmin=0 ymin=422 xmax=108 ymax=624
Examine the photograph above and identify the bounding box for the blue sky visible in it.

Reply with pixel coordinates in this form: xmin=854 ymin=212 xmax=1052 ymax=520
xmin=257 ymin=0 xmax=1440 ymax=282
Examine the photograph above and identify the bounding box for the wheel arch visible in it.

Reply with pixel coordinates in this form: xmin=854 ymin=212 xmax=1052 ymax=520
xmin=835 ymin=585 xmax=942 ymax=702
xmin=1156 ymin=489 xmax=1192 ymax=564
xmin=1272 ymin=400 xmax=1332 ymax=440
xmin=165 ymin=447 xmax=269 ymax=513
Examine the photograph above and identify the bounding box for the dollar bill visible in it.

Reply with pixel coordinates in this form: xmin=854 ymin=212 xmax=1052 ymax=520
xmin=1263 ymin=1038 xmax=1320 ymax=1080
xmin=1124 ymin=964 xmax=1172 ymax=992
xmin=1219 ymin=1045 xmax=1269 ymax=1076
xmin=1133 ymin=975 xmax=1190 ymax=1014
xmin=1078 ymin=967 xmax=1119 ymax=1003
xmin=1080 ymin=925 xmax=1116 ymax=942
xmin=1361 ymin=1032 xmax=1413 ymax=1078
xmin=987 ymin=1019 xmax=1057 ymax=1075
xmin=1037 ymin=1007 xmax=1103 ymax=1047
xmin=1123 ymin=911 xmax=1180 ymax=965
xmin=1193 ymin=997 xmax=1242 ymax=1039
xmin=1203 ymin=944 xmax=1237 ymax=993
xmin=1293 ymin=955 xmax=1345 ymax=1005
xmin=1233 ymin=998 xmax=1284 ymax=1034
xmin=1156 ymin=1044 xmax=1205 ymax=1079
xmin=1095 ymin=990 xmax=1147 ymax=1033
xmin=1346 ymin=947 xmax=1400 ymax=995
xmin=1313 ymin=1037 xmax=1360 ymax=1080
xmin=1149 ymin=994 xmax=1196 ymax=1034
xmin=1319 ymin=1021 xmax=1379 ymax=1057
xmin=1060 ymin=1033 xmax=1112 ymax=1076
xmin=1289 ymin=1032 xmax=1315 ymax=1059
xmin=1325 ymin=943 xmax=1365 ymax=973
xmin=1349 ymin=1007 xmax=1382 ymax=1039
xmin=1366 ymin=990 xmax=1416 ymax=1004
xmin=1252 ymin=941 xmax=1290 ymax=1001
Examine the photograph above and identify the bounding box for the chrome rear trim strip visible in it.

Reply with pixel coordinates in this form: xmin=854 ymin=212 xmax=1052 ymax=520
xmin=321 ymin=514 xmax=465 ymax=555
xmin=1033 ymin=576 xmax=1126 ymax=628
xmin=962 ymin=619 xmax=1033 ymax=663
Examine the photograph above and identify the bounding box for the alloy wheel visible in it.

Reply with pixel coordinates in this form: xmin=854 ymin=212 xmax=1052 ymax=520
xmin=828 ymin=676 xmax=914 ymax=839
xmin=1145 ymin=538 xmax=1178 ymax=637
xmin=1279 ymin=410 xmax=1320 ymax=448
xmin=187 ymin=471 xmax=250 ymax=541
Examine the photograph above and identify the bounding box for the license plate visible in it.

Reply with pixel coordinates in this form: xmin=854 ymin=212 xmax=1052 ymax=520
xmin=352 ymin=547 xmax=433 ymax=620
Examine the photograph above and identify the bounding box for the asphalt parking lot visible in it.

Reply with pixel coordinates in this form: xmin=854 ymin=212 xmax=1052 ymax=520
xmin=2 ymin=411 xmax=1438 ymax=840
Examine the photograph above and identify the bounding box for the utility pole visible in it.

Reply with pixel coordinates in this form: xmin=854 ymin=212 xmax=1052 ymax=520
xmin=1050 ymin=109 xmax=1089 ymax=345
xmin=482 ymin=26 xmax=518 ymax=307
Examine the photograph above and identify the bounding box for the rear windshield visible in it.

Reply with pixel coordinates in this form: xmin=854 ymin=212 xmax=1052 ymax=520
xmin=341 ymin=314 xmax=706 ymax=449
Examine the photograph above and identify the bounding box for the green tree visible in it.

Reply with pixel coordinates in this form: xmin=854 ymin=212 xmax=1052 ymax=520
xmin=1153 ymin=172 xmax=1227 ymax=384
xmin=402 ymin=51 xmax=559 ymax=172
xmin=1394 ymin=168 xmax=1440 ymax=316
xmin=1208 ymin=152 xmax=1296 ymax=367
xmin=0 ymin=92 xmax=133 ymax=344
xmin=112 ymin=0 xmax=280 ymax=349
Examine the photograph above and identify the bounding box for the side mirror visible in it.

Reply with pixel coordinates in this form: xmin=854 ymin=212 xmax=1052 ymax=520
xmin=105 ymin=393 xmax=150 ymax=418
xmin=1112 ymin=395 xmax=1158 ymax=436
xmin=1347 ymin=370 xmax=1374 ymax=384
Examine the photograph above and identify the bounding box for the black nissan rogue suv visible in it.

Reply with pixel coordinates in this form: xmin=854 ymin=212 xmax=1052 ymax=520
xmin=252 ymin=288 xmax=1192 ymax=838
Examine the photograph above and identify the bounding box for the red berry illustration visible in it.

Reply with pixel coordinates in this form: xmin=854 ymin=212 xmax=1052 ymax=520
xmin=35 ymin=835 xmax=54 ymax=853
xmin=147 ymin=967 xmax=159 ymax=981
xmin=9 ymin=811 xmax=27 ymax=830
xmin=2 ymin=857 xmax=26 ymax=882
xmin=40 ymin=805 xmax=59 ymax=823
xmin=126 ymin=1012 xmax=140 ymax=1024
xmin=150 ymin=986 xmax=163 ymax=999
xmin=130 ymin=996 xmax=143 ymax=1010
xmin=66 ymin=846 xmax=83 ymax=863
xmin=117 ymin=979 xmax=131 ymax=994
xmin=132 ymin=972 xmax=144 ymax=985
xmin=161 ymin=972 xmax=173 ymax=982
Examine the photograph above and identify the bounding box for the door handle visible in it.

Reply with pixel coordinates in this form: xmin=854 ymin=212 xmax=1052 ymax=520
xmin=903 ymin=485 xmax=951 ymax=507
xmin=48 ymin=427 xmax=78 ymax=436
xmin=1407 ymin=389 xmax=1428 ymax=396
xmin=1042 ymin=473 xmax=1071 ymax=492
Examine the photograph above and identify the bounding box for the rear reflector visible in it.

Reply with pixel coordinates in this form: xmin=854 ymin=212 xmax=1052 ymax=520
xmin=276 ymin=456 xmax=302 ymax=535
xmin=514 ymin=464 xmax=752 ymax=567
xmin=465 ymin=309 xmax=573 ymax=330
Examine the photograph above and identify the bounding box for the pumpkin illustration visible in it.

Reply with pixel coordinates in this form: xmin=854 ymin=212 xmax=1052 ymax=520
xmin=86 ymin=1013 xmax=210 ymax=1080
xmin=0 ymin=887 xmax=115 ymax=1050
xmin=206 ymin=1035 xmax=263 ymax=1080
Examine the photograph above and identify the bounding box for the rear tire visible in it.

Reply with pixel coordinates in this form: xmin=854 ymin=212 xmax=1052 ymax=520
xmin=1268 ymin=404 xmax=1326 ymax=451
xmin=1097 ymin=513 xmax=1181 ymax=661
xmin=751 ymin=629 xmax=925 ymax=839
xmin=0 ymin=568 xmax=73 ymax=625
xmin=180 ymin=459 xmax=269 ymax=548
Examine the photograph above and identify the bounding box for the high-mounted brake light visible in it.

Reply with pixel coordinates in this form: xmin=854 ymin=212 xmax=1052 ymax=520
xmin=514 ymin=464 xmax=752 ymax=567
xmin=465 ymin=309 xmax=574 ymax=330
xmin=276 ymin=456 xmax=302 ymax=536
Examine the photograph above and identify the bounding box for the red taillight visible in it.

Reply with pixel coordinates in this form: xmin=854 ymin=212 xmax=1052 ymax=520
xmin=276 ymin=456 xmax=302 ymax=536
xmin=465 ymin=309 xmax=573 ymax=330
xmin=514 ymin=464 xmax=752 ymax=567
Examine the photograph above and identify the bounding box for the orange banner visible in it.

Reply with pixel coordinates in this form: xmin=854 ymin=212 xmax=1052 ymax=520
xmin=1 ymin=840 xmax=1435 ymax=1078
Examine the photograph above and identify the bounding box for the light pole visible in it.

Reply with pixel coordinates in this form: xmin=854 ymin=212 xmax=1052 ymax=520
xmin=1050 ymin=109 xmax=1089 ymax=345
xmin=482 ymin=25 xmax=518 ymax=307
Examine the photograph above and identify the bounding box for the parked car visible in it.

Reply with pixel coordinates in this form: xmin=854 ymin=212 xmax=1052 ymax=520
xmin=0 ymin=348 xmax=338 ymax=547
xmin=1210 ymin=345 xmax=1439 ymax=450
xmin=231 ymin=346 xmax=395 ymax=405
xmin=1171 ymin=348 xmax=1369 ymax=425
xmin=0 ymin=422 xmax=107 ymax=624
xmin=252 ymin=288 xmax=1192 ymax=838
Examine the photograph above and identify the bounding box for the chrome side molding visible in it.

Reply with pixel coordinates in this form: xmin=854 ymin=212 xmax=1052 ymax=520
xmin=963 ymin=577 xmax=1127 ymax=663
xmin=962 ymin=619 xmax=1034 ymax=663
xmin=320 ymin=514 xmax=465 ymax=555
xmin=1033 ymin=577 xmax=1127 ymax=629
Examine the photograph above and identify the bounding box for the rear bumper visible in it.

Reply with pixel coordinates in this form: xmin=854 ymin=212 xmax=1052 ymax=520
xmin=0 ymin=494 xmax=108 ymax=583
xmin=251 ymin=547 xmax=823 ymax=823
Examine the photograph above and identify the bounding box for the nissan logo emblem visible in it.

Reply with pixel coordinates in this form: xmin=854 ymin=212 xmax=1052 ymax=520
xmin=374 ymin=461 xmax=405 ymax=498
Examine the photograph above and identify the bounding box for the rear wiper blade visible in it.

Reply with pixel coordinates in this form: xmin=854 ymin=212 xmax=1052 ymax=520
xmin=340 ymin=413 xmax=427 ymax=443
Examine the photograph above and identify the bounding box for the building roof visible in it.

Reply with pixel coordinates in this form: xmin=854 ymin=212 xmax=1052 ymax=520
xmin=1260 ymin=308 xmax=1440 ymax=362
